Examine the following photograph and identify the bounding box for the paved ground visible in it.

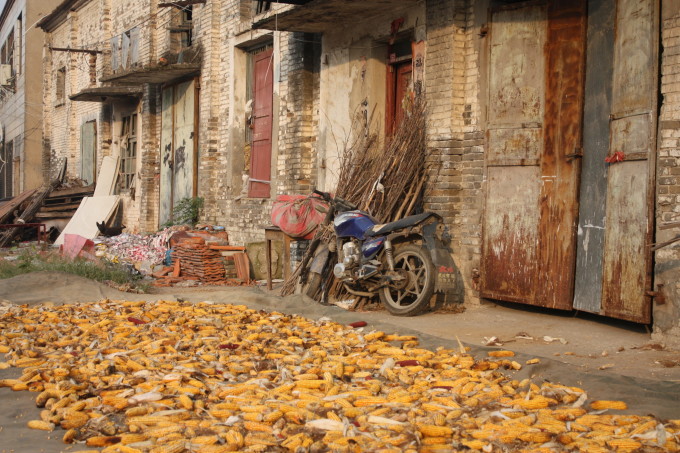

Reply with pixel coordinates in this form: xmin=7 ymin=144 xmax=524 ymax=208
xmin=0 ymin=271 xmax=679 ymax=452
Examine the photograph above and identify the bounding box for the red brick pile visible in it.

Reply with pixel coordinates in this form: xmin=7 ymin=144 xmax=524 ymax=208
xmin=172 ymin=241 xmax=226 ymax=284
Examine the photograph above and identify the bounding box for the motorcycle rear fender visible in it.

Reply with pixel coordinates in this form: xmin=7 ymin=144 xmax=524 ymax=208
xmin=309 ymin=244 xmax=330 ymax=274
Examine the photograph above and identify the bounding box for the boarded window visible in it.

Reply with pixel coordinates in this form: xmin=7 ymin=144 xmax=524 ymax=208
xmin=119 ymin=113 xmax=137 ymax=190
xmin=111 ymin=35 xmax=120 ymax=71
xmin=56 ymin=67 xmax=66 ymax=105
xmin=80 ymin=121 xmax=97 ymax=185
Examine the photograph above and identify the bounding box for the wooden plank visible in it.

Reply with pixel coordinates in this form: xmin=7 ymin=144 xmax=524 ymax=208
xmin=159 ymin=86 xmax=174 ymax=225
xmin=172 ymin=79 xmax=195 ymax=205
xmin=574 ymin=0 xmax=616 ymax=314
xmin=0 ymin=188 xmax=38 ymax=224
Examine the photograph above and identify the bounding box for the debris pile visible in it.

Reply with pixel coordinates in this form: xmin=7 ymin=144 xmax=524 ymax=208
xmin=1 ymin=299 xmax=678 ymax=452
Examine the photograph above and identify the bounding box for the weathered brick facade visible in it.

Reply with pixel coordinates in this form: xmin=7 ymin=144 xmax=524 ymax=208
xmin=654 ymin=2 xmax=680 ymax=347
xmin=35 ymin=0 xmax=680 ymax=342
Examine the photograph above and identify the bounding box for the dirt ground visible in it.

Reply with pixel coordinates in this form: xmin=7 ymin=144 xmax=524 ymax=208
xmin=0 ymin=271 xmax=679 ymax=452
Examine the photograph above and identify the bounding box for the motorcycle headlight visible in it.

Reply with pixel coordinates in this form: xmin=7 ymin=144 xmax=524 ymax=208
xmin=333 ymin=263 xmax=346 ymax=278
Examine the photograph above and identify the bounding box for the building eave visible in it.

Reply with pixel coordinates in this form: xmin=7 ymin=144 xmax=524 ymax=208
xmin=69 ymin=86 xmax=143 ymax=103
xmin=100 ymin=63 xmax=201 ymax=85
xmin=252 ymin=0 xmax=421 ymax=33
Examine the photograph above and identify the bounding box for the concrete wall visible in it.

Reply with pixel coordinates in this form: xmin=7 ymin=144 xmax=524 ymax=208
xmin=0 ymin=0 xmax=60 ymax=195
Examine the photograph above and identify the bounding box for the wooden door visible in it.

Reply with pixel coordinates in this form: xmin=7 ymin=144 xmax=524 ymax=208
xmin=80 ymin=121 xmax=97 ymax=185
xmin=159 ymin=79 xmax=198 ymax=226
xmin=590 ymin=0 xmax=657 ymax=323
xmin=386 ymin=60 xmax=413 ymax=136
xmin=249 ymin=47 xmax=274 ymax=198
xmin=481 ymin=1 xmax=586 ymax=309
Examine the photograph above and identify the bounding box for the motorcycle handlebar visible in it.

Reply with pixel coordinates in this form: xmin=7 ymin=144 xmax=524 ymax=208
xmin=312 ymin=189 xmax=357 ymax=211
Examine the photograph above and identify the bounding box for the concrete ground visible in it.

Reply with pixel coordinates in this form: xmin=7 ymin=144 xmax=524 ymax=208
xmin=0 ymin=271 xmax=679 ymax=452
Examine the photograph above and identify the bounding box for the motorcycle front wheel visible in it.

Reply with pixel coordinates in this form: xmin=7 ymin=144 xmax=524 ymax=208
xmin=379 ymin=244 xmax=435 ymax=316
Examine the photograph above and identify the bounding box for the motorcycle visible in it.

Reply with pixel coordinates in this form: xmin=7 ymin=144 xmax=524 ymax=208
xmin=300 ymin=189 xmax=452 ymax=316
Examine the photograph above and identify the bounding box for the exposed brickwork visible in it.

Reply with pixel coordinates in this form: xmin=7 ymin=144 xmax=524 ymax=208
xmin=424 ymin=0 xmax=480 ymax=306
xmin=654 ymin=12 xmax=680 ymax=347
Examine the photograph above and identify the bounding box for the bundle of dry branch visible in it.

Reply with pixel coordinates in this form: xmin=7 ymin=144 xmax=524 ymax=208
xmin=281 ymin=98 xmax=432 ymax=300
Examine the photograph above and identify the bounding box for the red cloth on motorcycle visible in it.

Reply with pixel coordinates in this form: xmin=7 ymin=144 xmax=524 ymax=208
xmin=271 ymin=194 xmax=329 ymax=239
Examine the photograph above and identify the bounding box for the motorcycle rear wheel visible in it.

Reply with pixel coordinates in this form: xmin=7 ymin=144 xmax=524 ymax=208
xmin=379 ymin=244 xmax=435 ymax=316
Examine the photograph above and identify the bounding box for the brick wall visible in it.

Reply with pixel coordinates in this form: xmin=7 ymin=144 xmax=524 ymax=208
xmin=654 ymin=9 xmax=680 ymax=347
xmin=424 ymin=0 xmax=481 ymax=305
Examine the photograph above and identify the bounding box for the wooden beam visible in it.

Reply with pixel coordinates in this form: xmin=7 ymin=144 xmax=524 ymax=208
xmin=158 ymin=0 xmax=206 ymax=8
xmin=50 ymin=46 xmax=102 ymax=55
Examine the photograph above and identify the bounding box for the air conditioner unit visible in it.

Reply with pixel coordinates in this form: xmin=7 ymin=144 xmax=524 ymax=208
xmin=0 ymin=65 xmax=12 ymax=86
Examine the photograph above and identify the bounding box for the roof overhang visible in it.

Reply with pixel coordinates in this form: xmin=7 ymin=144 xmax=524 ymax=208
xmin=69 ymin=86 xmax=143 ymax=103
xmin=100 ymin=63 xmax=201 ymax=85
xmin=253 ymin=0 xmax=421 ymax=33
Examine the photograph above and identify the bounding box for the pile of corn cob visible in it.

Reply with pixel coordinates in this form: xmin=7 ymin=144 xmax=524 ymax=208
xmin=0 ymin=299 xmax=678 ymax=453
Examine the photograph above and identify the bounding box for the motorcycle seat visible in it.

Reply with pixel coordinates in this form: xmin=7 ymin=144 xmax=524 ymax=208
xmin=364 ymin=212 xmax=437 ymax=237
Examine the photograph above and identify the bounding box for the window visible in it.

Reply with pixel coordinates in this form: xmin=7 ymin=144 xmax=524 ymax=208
xmin=0 ymin=139 xmax=13 ymax=198
xmin=15 ymin=15 xmax=21 ymax=75
xmin=56 ymin=67 xmax=66 ymax=105
xmin=119 ymin=113 xmax=137 ymax=190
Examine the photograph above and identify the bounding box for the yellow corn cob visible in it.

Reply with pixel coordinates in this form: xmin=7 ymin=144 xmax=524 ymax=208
xmin=461 ymin=439 xmax=486 ymax=450
xmin=125 ymin=406 xmax=151 ymax=417
xmin=149 ymin=441 xmax=185 ymax=453
xmin=27 ymin=420 xmax=54 ymax=431
xmin=103 ymin=396 xmax=130 ymax=410
xmin=263 ymin=410 xmax=283 ymax=423
xmin=225 ymin=429 xmax=245 ymax=447
xmin=243 ymin=412 xmax=263 ymax=422
xmin=590 ymin=400 xmax=628 ymax=410
xmin=433 ymin=412 xmax=446 ymax=426
xmin=86 ymin=436 xmax=123 ymax=447
xmin=60 ymin=412 xmax=89 ymax=429
xmin=62 ymin=428 xmax=79 ymax=443
xmin=119 ymin=433 xmax=148 ymax=445
xmin=417 ymin=424 xmax=453 ymax=437
xmin=178 ymin=394 xmax=193 ymax=410
xmin=102 ymin=445 xmax=143 ymax=453
xmin=243 ymin=421 xmax=274 ymax=433
xmin=190 ymin=435 xmax=219 ymax=446
xmin=487 ymin=350 xmax=515 ymax=357
xmin=354 ymin=397 xmax=388 ymax=407
xmin=147 ymin=425 xmax=184 ymax=439
xmin=295 ymin=379 xmax=325 ymax=389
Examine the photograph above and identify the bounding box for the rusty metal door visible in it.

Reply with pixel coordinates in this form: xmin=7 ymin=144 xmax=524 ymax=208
xmin=249 ymin=47 xmax=273 ymax=198
xmin=481 ymin=1 xmax=586 ymax=309
xmin=159 ymin=79 xmax=198 ymax=226
xmin=585 ymin=0 xmax=657 ymax=323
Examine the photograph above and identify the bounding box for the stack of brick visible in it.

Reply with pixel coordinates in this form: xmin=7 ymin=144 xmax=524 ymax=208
xmin=173 ymin=241 xmax=227 ymax=284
